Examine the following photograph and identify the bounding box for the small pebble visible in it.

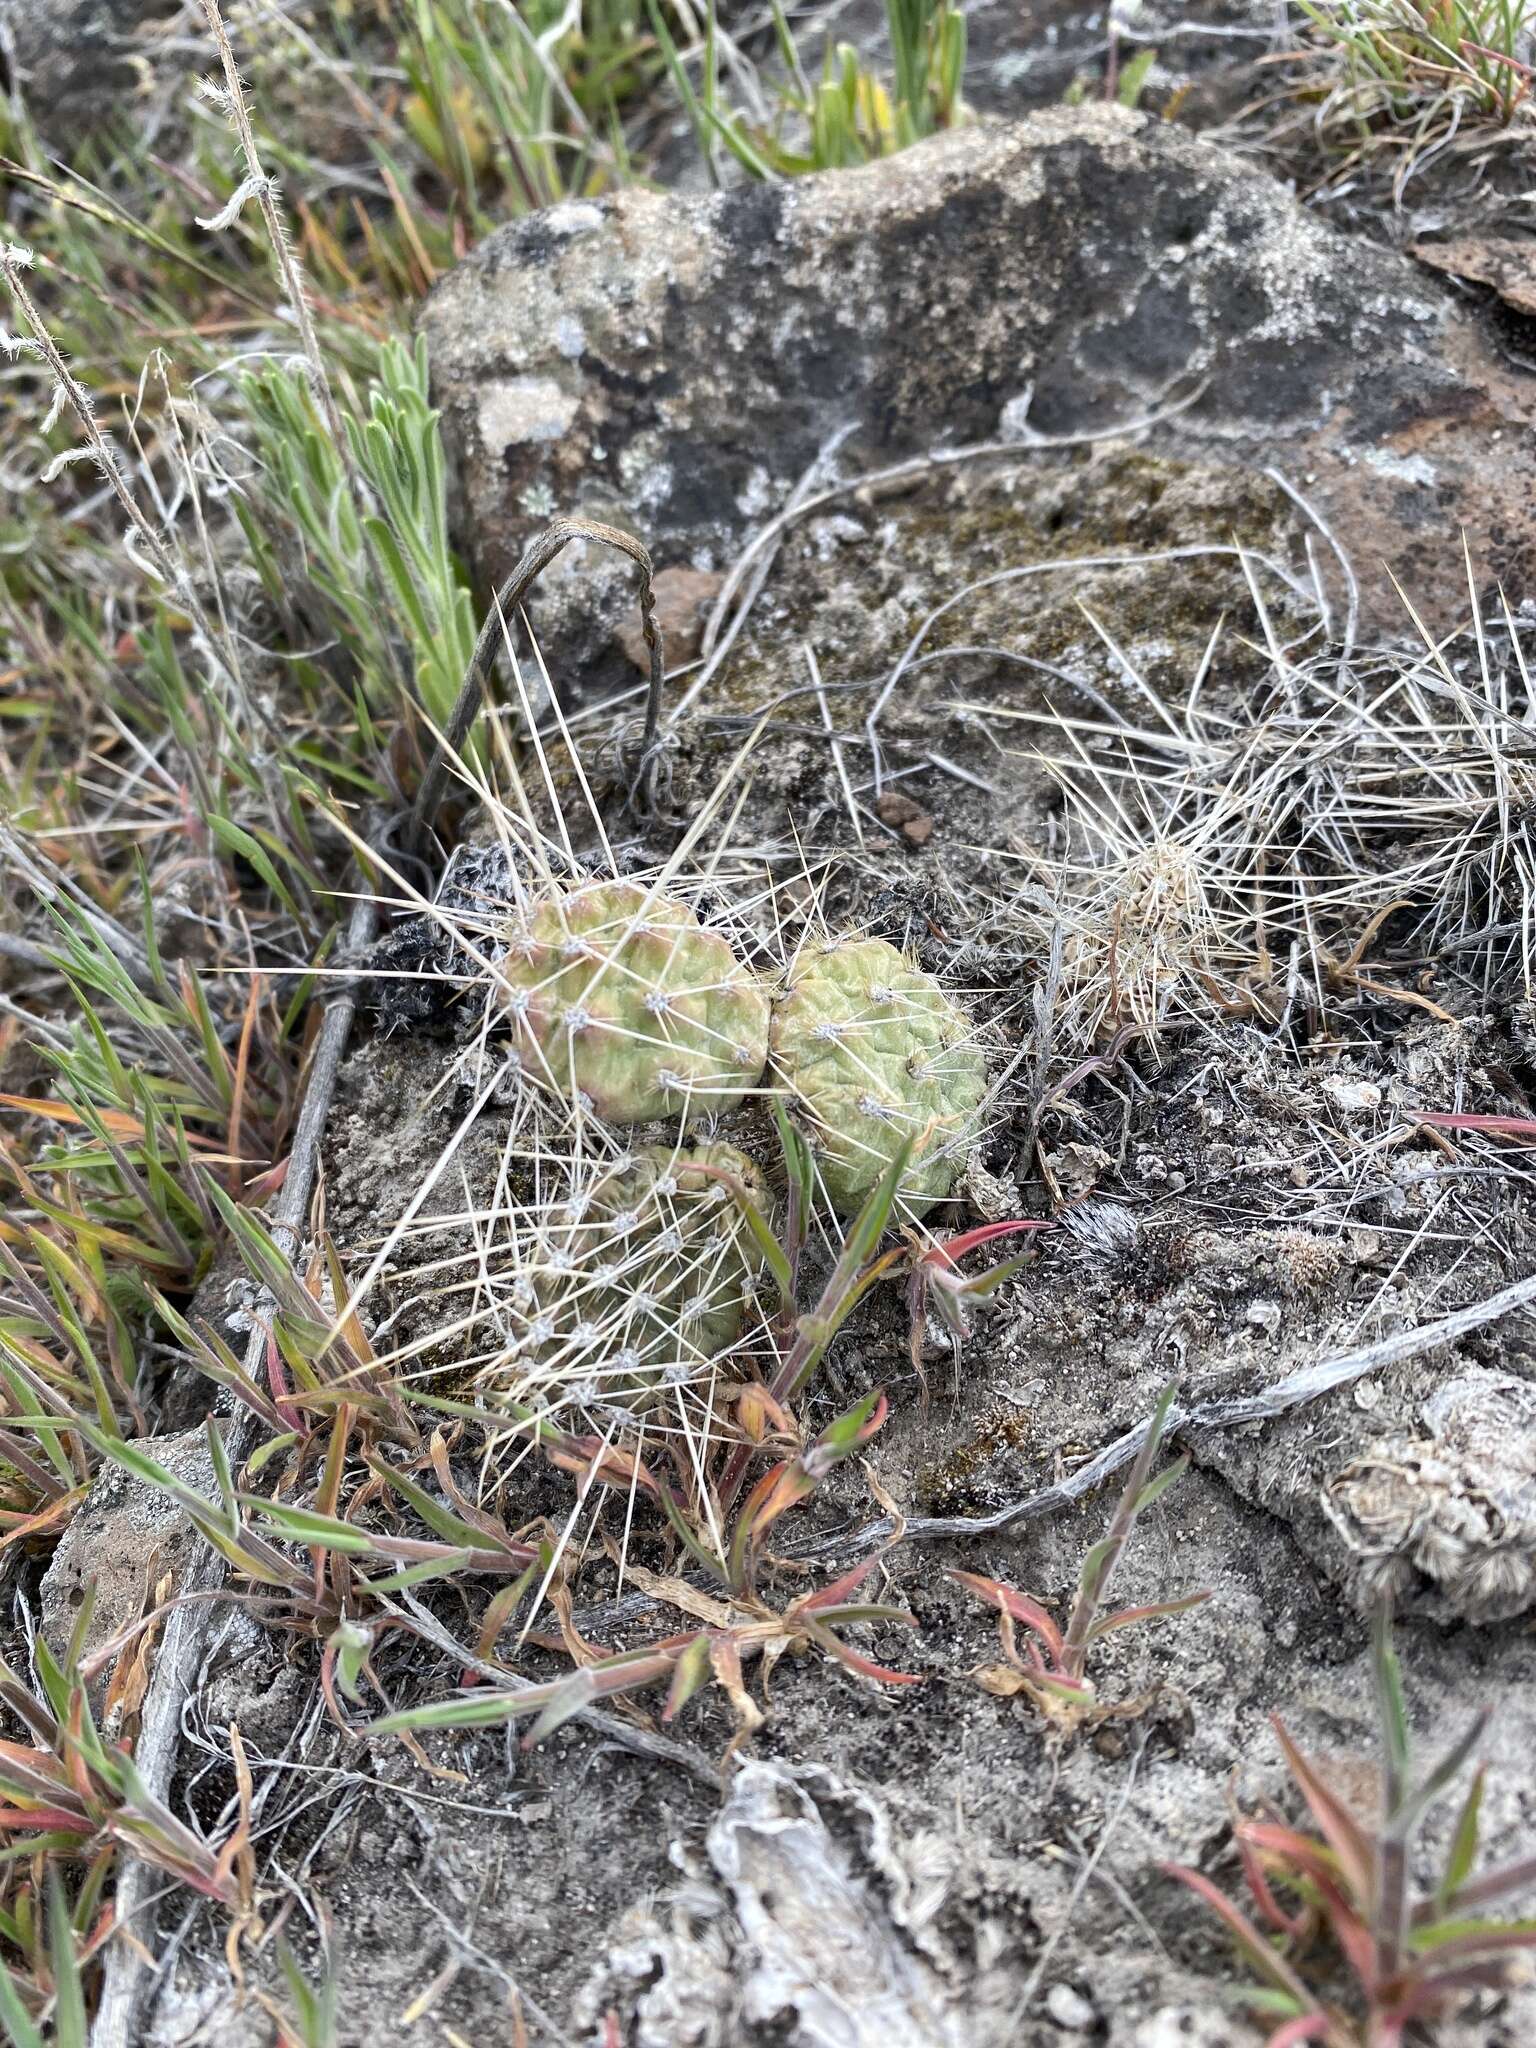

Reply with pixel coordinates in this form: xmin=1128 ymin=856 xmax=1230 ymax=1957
xmin=1046 ymin=1982 xmax=1097 ymax=2031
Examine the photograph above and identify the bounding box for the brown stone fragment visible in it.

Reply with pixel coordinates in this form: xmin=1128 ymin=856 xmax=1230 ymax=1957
xmin=615 ymin=564 xmax=724 ymax=674
xmin=1411 ymin=235 xmax=1536 ymax=318
xmin=875 ymin=790 xmax=935 ymax=844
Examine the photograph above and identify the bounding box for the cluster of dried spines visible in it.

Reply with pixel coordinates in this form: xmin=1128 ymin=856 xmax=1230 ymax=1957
xmin=769 ymin=936 xmax=987 ymax=1216
xmin=489 ymin=1143 xmax=770 ymax=1420
xmin=494 ymin=880 xmax=770 ymax=1123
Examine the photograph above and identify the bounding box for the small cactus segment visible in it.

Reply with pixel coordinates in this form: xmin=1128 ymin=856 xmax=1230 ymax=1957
xmin=518 ymin=1143 xmax=769 ymax=1413
xmin=769 ymin=937 xmax=986 ymax=1216
xmin=496 ymin=880 xmax=770 ymax=1123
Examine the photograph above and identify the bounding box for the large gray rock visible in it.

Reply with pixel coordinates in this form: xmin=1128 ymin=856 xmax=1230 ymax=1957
xmin=1 ymin=0 xmax=183 ymax=123
xmin=421 ymin=107 xmax=1536 ymax=677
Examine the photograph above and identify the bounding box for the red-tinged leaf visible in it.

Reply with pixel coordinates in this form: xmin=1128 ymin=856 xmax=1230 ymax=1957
xmin=729 ymin=1461 xmax=811 ymax=1589
xmin=1392 ymin=1957 xmax=1533 ymax=2014
xmin=736 ymin=1384 xmax=795 ymax=1443
xmin=242 ymin=1156 xmax=290 ymax=1202
xmin=523 ymin=1655 xmax=677 ymax=1746
xmin=0 ymin=1807 xmax=91 ymax=1833
xmin=1415 ymin=1112 xmax=1536 ymax=1139
xmin=1267 ymin=2017 xmax=1335 ymax=2047
xmin=1237 ymin=1830 xmax=1310 ymax=1940
xmin=1314 ymin=1883 xmax=1378 ymax=1990
xmin=0 ymin=1489 xmax=89 ymax=1550
xmin=1239 ymin=1820 xmax=1344 ymax=1888
xmin=0 ymin=1741 xmax=73 ymax=1795
xmin=263 ymin=1327 xmax=304 ymax=1436
xmin=949 ymin=1569 xmax=1066 ymax=1663
xmin=923 ymin=1220 xmax=1051 ymax=1269
xmin=797 ymin=1554 xmax=884 ymax=1615
xmin=1238 ymin=1829 xmax=1374 ymax=1982
xmin=800 ymin=1618 xmax=921 ymax=1686
xmin=1083 ymin=1589 xmax=1213 ymax=1641
xmin=1271 ymin=1718 xmax=1374 ymax=1901
xmin=0 ymin=1093 xmax=219 ymax=1148
xmin=1161 ymin=1863 xmax=1319 ymax=2008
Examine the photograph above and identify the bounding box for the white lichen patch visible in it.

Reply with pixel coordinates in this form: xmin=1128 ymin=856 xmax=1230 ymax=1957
xmin=477 ymin=376 xmax=579 ymax=453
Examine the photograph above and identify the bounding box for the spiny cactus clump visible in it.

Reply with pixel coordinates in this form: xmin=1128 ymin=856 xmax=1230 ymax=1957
xmin=495 ymin=880 xmax=770 ymax=1124
xmin=769 ymin=936 xmax=987 ymax=1216
xmin=506 ymin=1142 xmax=769 ymax=1416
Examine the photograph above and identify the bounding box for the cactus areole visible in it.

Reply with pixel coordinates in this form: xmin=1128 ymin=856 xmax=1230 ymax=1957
xmin=495 ymin=880 xmax=770 ymax=1123
xmin=770 ymin=937 xmax=986 ymax=1216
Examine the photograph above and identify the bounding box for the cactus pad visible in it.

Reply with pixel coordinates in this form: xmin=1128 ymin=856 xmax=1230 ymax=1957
xmin=512 ymin=1143 xmax=769 ymax=1414
xmin=769 ymin=937 xmax=986 ymax=1215
xmin=496 ymin=880 xmax=769 ymax=1124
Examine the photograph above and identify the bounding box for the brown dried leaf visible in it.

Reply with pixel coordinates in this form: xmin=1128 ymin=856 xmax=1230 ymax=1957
xmin=103 ymin=1565 xmax=173 ymax=1741
xmin=620 ymin=1562 xmax=741 ymax=1632
xmin=973 ymin=1661 xmax=1032 ymax=1698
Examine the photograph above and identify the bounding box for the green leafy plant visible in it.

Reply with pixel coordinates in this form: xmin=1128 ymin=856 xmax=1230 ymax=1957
xmin=343 ymin=337 xmax=477 ymax=736
xmin=652 ymin=0 xmax=967 ymax=179
xmin=0 ymin=1595 xmax=245 ymax=1906
xmin=0 ymin=1868 xmax=98 ymax=2048
xmin=1299 ymin=0 xmax=1533 ymax=124
xmin=267 ymin=1939 xmax=339 ymax=2048
xmin=952 ymin=1384 xmax=1210 ymax=1731
xmin=1165 ymin=1606 xmax=1536 ymax=2046
xmin=43 ymin=1415 xmax=554 ymax=1730
xmin=372 ymin=1119 xmax=1039 ymax=1749
xmin=905 ymin=1219 xmax=1050 ymax=1370
xmin=1284 ymin=0 xmax=1535 ymax=196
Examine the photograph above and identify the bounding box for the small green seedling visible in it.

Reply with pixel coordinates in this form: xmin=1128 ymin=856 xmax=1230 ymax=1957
xmin=1164 ymin=1605 xmax=1536 ymax=2048
xmin=952 ymin=1384 xmax=1210 ymax=1731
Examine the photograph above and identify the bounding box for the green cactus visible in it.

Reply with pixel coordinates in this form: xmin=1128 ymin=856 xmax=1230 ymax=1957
xmin=769 ymin=936 xmax=986 ymax=1216
xmin=496 ymin=880 xmax=770 ymax=1124
xmin=514 ymin=1142 xmax=769 ymax=1414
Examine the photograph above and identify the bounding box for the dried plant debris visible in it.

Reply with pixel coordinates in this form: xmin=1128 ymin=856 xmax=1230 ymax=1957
xmin=577 ymin=1763 xmax=969 ymax=2048
xmin=1000 ymin=603 xmax=1536 ymax=1047
xmin=1325 ymin=1369 xmax=1536 ymax=1622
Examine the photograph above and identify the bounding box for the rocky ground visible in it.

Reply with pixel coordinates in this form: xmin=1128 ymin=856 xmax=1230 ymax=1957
xmin=13 ymin=5 xmax=1536 ymax=2045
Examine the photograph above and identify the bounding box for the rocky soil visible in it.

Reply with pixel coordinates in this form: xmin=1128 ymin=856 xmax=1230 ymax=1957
xmin=23 ymin=20 xmax=1536 ymax=2048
